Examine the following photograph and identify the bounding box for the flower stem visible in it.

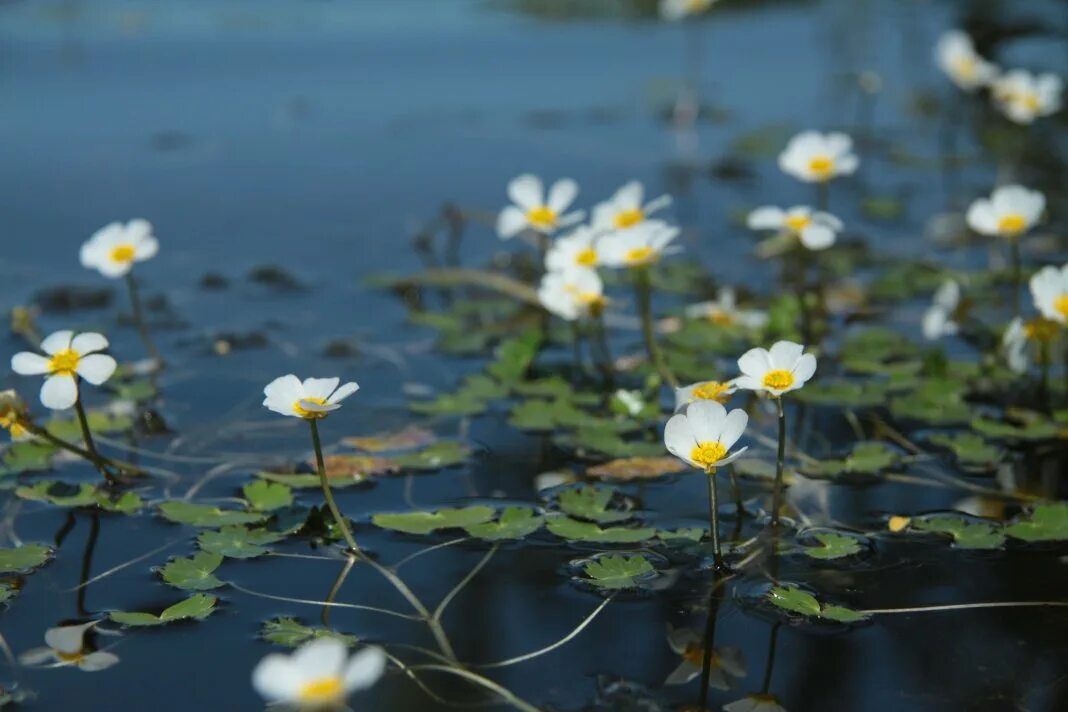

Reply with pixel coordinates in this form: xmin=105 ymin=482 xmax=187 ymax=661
xmin=321 ymin=554 xmax=356 ymax=628
xmin=633 ymin=266 xmax=678 ymax=389
xmin=705 ymin=466 xmax=724 ymax=571
xmin=1009 ymin=239 xmax=1022 ymax=319
xmin=770 ymin=397 xmax=786 ymax=529
xmin=590 ymin=311 xmax=615 ymax=389
xmin=73 ymin=396 xmax=116 ymax=484
xmin=18 ymin=418 xmax=138 ymax=479
xmin=569 ymin=320 xmax=585 ymax=382
xmin=308 ymin=419 xmax=359 ymax=553
xmin=125 ymin=274 xmax=163 ymax=367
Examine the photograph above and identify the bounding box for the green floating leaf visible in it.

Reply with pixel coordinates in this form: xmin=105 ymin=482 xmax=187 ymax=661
xmin=15 ymin=480 xmax=144 ymax=513
xmin=890 ymin=378 xmax=971 ymax=425
xmin=587 ymin=457 xmax=688 ymax=481
xmin=972 ymin=410 xmax=1064 ymax=442
xmin=927 ymin=432 xmax=1002 ymax=469
xmin=912 ymin=515 xmax=1005 ymax=549
xmin=463 ymin=507 xmax=543 ymax=540
xmin=159 ymin=552 xmax=225 ymax=591
xmin=112 ymin=379 xmax=158 ymax=402
xmin=198 ymin=526 xmax=286 ymax=559
xmin=800 ymin=443 xmax=898 ymax=481
xmin=409 ymin=392 xmax=487 ymax=417
xmin=343 ymin=425 xmax=435 ymax=453
xmin=110 ymin=594 xmax=218 ymax=627
xmin=261 ymin=617 xmax=358 ymax=648
xmin=0 ymin=441 xmax=56 ymax=476
xmin=800 ymin=531 xmax=864 ymax=560
xmin=46 ymin=410 xmax=133 ymax=440
xmin=372 ymin=506 xmax=495 ymax=535
xmin=767 ymin=586 xmax=869 ymax=623
xmin=657 ymin=528 xmax=705 ymax=543
xmin=556 ymin=486 xmax=633 ymax=523
xmin=1004 ymin=503 xmax=1068 ymax=542
xmin=257 ymin=471 xmax=363 ymax=490
xmin=581 ymin=554 xmax=656 ymax=590
xmin=243 ymin=480 xmax=293 ymax=512
xmin=793 ymin=379 xmax=889 ymax=407
xmin=392 ymin=442 xmax=472 ymax=471
xmin=508 ymin=399 xmax=588 ymax=432
xmin=0 ymin=544 xmax=52 ymax=574
xmin=486 ymin=329 xmax=542 ymax=384
xmin=546 ymin=517 xmax=655 ymax=543
xmin=158 ymin=501 xmax=266 ymax=527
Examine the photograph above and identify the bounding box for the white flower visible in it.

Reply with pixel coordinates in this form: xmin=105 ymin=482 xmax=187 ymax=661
xmin=263 ymin=375 xmax=360 ymax=420
xmin=1001 ymin=317 xmax=1057 ymax=374
xmin=19 ymin=621 xmax=119 ymax=672
xmin=992 ymin=70 xmax=1062 ymax=124
xmin=778 ymin=131 xmax=858 ymax=183
xmin=11 ymin=331 xmax=117 ymax=410
xmin=746 ymin=206 xmax=843 ymax=250
xmin=591 ymin=181 xmax=672 ymax=233
xmin=613 ymin=389 xmax=645 ymax=416
xmin=537 ymin=268 xmax=605 ymax=322
xmin=496 ymin=174 xmax=583 ymax=239
xmin=664 ymin=400 xmax=748 ymax=470
xmin=0 ymin=390 xmax=30 ymax=442
xmin=660 ymin=0 xmax=717 ymax=21
xmin=665 ymin=625 xmax=745 ymax=687
xmin=674 ymin=380 xmax=736 ymax=411
xmin=733 ymin=341 xmax=816 ymax=397
xmin=921 ymin=279 xmax=961 ymax=341
xmin=79 ymin=220 xmax=159 ymax=279
xmin=966 ymin=185 xmax=1045 ymax=239
xmin=252 ymin=639 xmax=386 ymax=708
xmin=598 ymin=221 xmax=680 ymax=268
xmin=545 ymin=226 xmax=602 ymax=272
xmin=1030 ymin=263 xmax=1068 ymax=324
xmin=685 ymin=288 xmax=769 ymax=329
xmin=934 ymin=30 xmax=998 ymax=91
xmin=723 ymin=693 xmax=787 ymax=712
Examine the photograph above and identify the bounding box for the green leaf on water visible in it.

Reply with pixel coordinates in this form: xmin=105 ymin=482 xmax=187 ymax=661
xmin=555 ymin=427 xmax=663 ymax=458
xmin=392 ymin=441 xmax=472 ymax=471
xmin=15 ymin=480 xmax=145 ymax=513
xmin=657 ymin=528 xmax=705 ymax=543
xmin=581 ymin=554 xmax=656 ymax=590
xmin=546 ymin=517 xmax=655 ymax=543
xmin=486 ymin=329 xmax=542 ymax=383
xmin=801 ymin=531 xmax=864 ymax=560
xmin=927 ymin=432 xmax=1002 ymax=469
xmin=463 ymin=507 xmax=544 ymax=540
xmin=256 ymin=471 xmax=364 ymax=490
xmin=159 ymin=552 xmax=225 ymax=591
xmin=261 ymin=617 xmax=358 ymax=648
xmin=158 ymin=501 xmax=266 ymax=527
xmin=0 ymin=544 xmax=52 ymax=574
xmin=556 ymin=486 xmax=633 ymax=523
xmin=508 ymin=399 xmax=588 ymax=431
xmin=0 ymin=582 xmax=18 ymax=606
xmin=0 ymin=441 xmax=56 ymax=476
xmin=198 ymin=525 xmax=285 ymax=559
xmin=110 ymin=594 xmax=218 ymax=627
xmin=409 ymin=392 xmax=487 ymax=417
xmin=46 ymin=411 xmax=133 ymax=440
xmin=767 ymin=585 xmax=869 ymax=622
xmin=800 ymin=442 xmax=897 ymax=480
xmin=972 ymin=410 xmax=1063 ymax=442
xmin=890 ymin=378 xmax=971 ymax=425
xmin=372 ymin=506 xmax=495 ymax=535
xmin=1004 ymin=502 xmax=1068 ymax=542
xmin=793 ymin=379 xmax=889 ymax=407
xmin=912 ymin=515 xmax=1005 ymax=549
xmin=243 ymin=480 xmax=293 ymax=512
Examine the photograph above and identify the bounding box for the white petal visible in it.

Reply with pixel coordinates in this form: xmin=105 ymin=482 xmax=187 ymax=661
xmin=40 ymin=375 xmax=78 ymax=410
xmin=76 ymin=354 xmax=117 ymax=386
xmin=41 ymin=330 xmax=75 ymax=355
xmin=134 ymin=236 xmax=160 ymax=262
xmin=71 ymin=332 xmax=109 ymax=356
xmin=301 ymin=377 xmax=340 ymax=401
xmin=252 ymin=655 xmax=302 ymax=702
xmin=342 ymin=647 xmax=387 ymax=692
xmin=18 ymin=647 xmax=57 ymax=666
xmin=800 ymin=224 xmax=835 ymax=250
xmin=664 ymin=413 xmax=697 ymax=464
xmin=292 ymin=638 xmax=348 ymax=679
xmin=496 ymin=206 xmax=529 ymax=239
xmin=79 ymin=651 xmax=120 ymax=671
xmin=737 ymin=347 xmax=772 ymax=378
xmin=45 ymin=622 xmax=96 ymax=654
xmin=612 ymin=181 xmax=643 ymax=210
xmin=643 ymin=194 xmax=673 ymax=215
xmin=298 ymin=399 xmax=341 ymax=414
xmin=665 ymin=661 xmax=702 ymax=685
xmin=547 ymin=179 xmax=579 ymax=213
xmin=731 ymin=375 xmax=763 ymax=391
xmin=507 ymin=174 xmax=543 ymax=211
xmin=768 ymin=341 xmax=805 ymax=369
xmin=686 ymin=400 xmax=728 ymax=443
xmin=718 ymin=409 xmax=749 ymax=449
xmin=263 ymin=375 xmax=304 ymax=416
xmin=717 ymin=446 xmax=749 ymax=467
xmin=966 ymin=200 xmax=998 ymax=235
xmin=836 ymin=154 xmax=859 ymax=175
xmin=791 ymin=353 xmax=817 ymax=384
xmin=746 ymin=207 xmax=785 ymax=230
xmin=328 ymin=382 xmax=360 ymax=404
xmin=12 ymin=352 xmax=50 ymax=376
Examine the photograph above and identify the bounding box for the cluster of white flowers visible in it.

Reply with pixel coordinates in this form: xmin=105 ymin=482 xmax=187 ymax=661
xmin=936 ymin=29 xmax=1062 ymax=124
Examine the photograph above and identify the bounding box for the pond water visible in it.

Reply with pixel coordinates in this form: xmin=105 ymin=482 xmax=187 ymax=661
xmin=1 ymin=0 xmax=1067 ymax=710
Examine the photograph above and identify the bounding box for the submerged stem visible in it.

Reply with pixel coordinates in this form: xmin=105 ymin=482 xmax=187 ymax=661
xmin=633 ymin=266 xmax=678 ymax=389
xmin=321 ymin=555 xmax=356 ymax=628
xmin=1009 ymin=239 xmax=1022 ymax=319
xmin=308 ymin=419 xmax=359 ymax=553
xmin=705 ymin=466 xmax=723 ymax=570
xmin=770 ymin=397 xmax=786 ymax=529
xmin=125 ymin=273 xmax=163 ymax=367
xmin=590 ymin=310 xmax=616 ymax=389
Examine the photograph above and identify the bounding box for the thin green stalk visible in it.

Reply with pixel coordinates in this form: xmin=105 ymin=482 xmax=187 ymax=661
xmin=705 ymin=466 xmax=723 ymax=571
xmin=1039 ymin=339 xmax=1051 ymax=412
xmin=569 ymin=320 xmax=585 ymax=381
xmin=1009 ymin=239 xmax=1022 ymax=319
xmin=73 ymin=396 xmax=116 ymax=484
xmin=633 ymin=266 xmax=678 ymax=389
xmin=308 ymin=419 xmax=359 ymax=553
xmin=125 ymin=273 xmax=163 ymax=366
xmin=18 ymin=417 xmax=139 ymax=478
xmin=321 ymin=555 xmax=356 ymax=628
xmin=761 ymin=622 xmax=781 ymax=694
xmin=770 ymin=397 xmax=786 ymax=529
xmin=589 ymin=311 xmax=615 ymax=389
xmin=816 ymin=180 xmax=829 ymax=212
xmin=409 ymin=664 xmax=540 ymax=712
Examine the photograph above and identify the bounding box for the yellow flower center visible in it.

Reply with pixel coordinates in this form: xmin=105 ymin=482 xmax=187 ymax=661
xmin=705 ymin=309 xmax=734 ymax=326
xmin=575 ymin=247 xmax=598 ymax=267
xmin=951 ymin=56 xmax=976 ymax=81
xmin=682 ymin=643 xmax=717 ymax=666
xmin=614 ymin=208 xmax=645 ymax=229
xmin=110 ymin=244 xmax=137 ymax=263
xmin=762 ymin=369 xmax=795 ymax=391
xmin=298 ymin=676 xmax=344 ymax=705
xmin=690 ymin=441 xmax=727 ymax=468
xmin=887 ymin=515 xmax=911 ymax=533
xmin=691 ymin=381 xmax=731 ymax=403
xmin=624 ymin=246 xmax=656 ymax=265
xmin=807 ymin=155 xmax=835 ymax=180
xmin=1021 ymin=93 xmax=1040 ymax=111
xmin=48 ymin=349 xmax=81 ymax=376
xmin=526 ymin=206 xmax=557 ymax=230
xmin=1024 ymin=317 xmax=1059 ymax=343
xmin=1054 ymin=295 xmax=1068 ymax=320
xmin=292 ymin=396 xmax=329 ymax=420
xmin=0 ymin=409 xmax=26 ymax=440
xmin=996 ymin=213 xmax=1027 ymax=236
xmin=783 ymin=214 xmax=811 ymax=233
xmin=55 ymin=650 xmax=85 ymax=663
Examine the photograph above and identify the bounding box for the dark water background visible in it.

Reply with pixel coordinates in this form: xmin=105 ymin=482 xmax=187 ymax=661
xmin=1 ymin=0 xmax=1067 ymax=710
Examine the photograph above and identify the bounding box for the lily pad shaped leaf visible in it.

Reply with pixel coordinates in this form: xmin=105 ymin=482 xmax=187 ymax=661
xmin=927 ymin=432 xmax=1002 ymax=469
xmin=198 ymin=526 xmax=286 ymax=559
xmin=392 ymin=442 xmax=472 ymax=471
xmin=581 ymin=554 xmax=656 ymax=590
xmin=0 ymin=544 xmax=52 ymax=574
xmin=912 ymin=515 xmax=1005 ymax=549
xmin=243 ymin=480 xmax=294 ymax=512
xmin=587 ymin=457 xmax=688 ymax=481
xmin=800 ymin=531 xmax=864 ymax=560
xmin=556 ymin=486 xmax=633 ymax=524
xmin=372 ymin=506 xmax=495 ymax=535
xmin=159 ymin=552 xmax=225 ymax=591
xmin=767 ymin=586 xmax=869 ymax=623
xmin=0 ymin=441 xmax=56 ymax=476
xmin=261 ymin=617 xmax=358 ymax=648
xmin=343 ymin=425 xmax=436 ymax=453
xmin=16 ymin=481 xmax=143 ymax=513
xmin=463 ymin=507 xmax=544 ymax=540
xmin=546 ymin=517 xmax=655 ymax=543
xmin=158 ymin=501 xmax=266 ymax=527
xmin=1004 ymin=503 xmax=1068 ymax=542
xmin=110 ymin=594 xmax=218 ymax=627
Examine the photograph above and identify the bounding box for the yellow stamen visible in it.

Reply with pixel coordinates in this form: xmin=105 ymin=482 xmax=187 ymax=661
xmin=298 ymin=676 xmax=344 ymax=705
xmin=48 ymin=349 xmax=81 ymax=376
xmin=293 ymin=396 xmax=329 ymax=420
xmin=704 ymin=309 xmax=735 ymax=326
xmin=951 ymin=56 xmax=976 ymax=81
xmin=762 ymin=369 xmax=795 ymax=391
xmin=1023 ymin=317 xmax=1058 ymax=343
xmin=996 ymin=213 xmax=1027 ymax=236
xmin=691 ymin=382 xmax=732 ymax=403
xmin=526 ymin=206 xmax=557 ymax=230
xmin=110 ymin=244 xmax=136 ymax=263
xmin=783 ymin=214 xmax=811 ymax=233
xmin=690 ymin=441 xmax=727 ymax=468
xmin=682 ymin=643 xmax=718 ymax=666
xmin=55 ymin=651 xmax=85 ymax=664
xmin=624 ymin=246 xmax=656 ymax=265
xmin=1022 ymin=93 xmax=1040 ymax=111
xmin=807 ymin=156 xmax=835 ymax=180
xmin=614 ymin=208 xmax=645 ymax=229
xmin=1054 ymin=295 xmax=1068 ymax=320
xmin=575 ymin=247 xmax=598 ymax=267
xmin=888 ymin=515 xmax=911 ymax=533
